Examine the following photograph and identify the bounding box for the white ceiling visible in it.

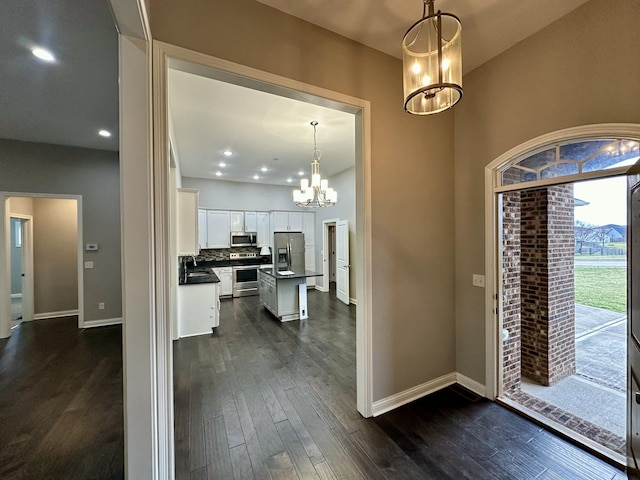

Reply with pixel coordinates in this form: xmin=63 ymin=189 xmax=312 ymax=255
xmin=1 ymin=0 xmax=590 ymax=179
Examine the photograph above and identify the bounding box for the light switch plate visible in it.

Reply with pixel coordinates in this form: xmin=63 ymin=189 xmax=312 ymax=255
xmin=472 ymin=274 xmax=485 ymax=288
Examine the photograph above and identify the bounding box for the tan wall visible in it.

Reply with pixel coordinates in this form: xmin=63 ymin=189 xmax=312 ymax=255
xmin=454 ymin=0 xmax=640 ymax=383
xmin=149 ymin=0 xmax=456 ymax=401
xmin=9 ymin=197 xmax=34 ymax=216
xmin=32 ymin=198 xmax=78 ymax=314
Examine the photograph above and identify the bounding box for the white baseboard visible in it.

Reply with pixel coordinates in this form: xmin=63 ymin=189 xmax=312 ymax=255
xmin=370 ymin=372 xmax=487 ymax=417
xmin=11 ymin=293 xmax=22 ymax=299
xmin=33 ymin=309 xmax=79 ymax=320
xmin=84 ymin=317 xmax=123 ymax=328
xmin=349 ymin=297 xmax=357 ymax=305
xmin=315 ymin=285 xmax=328 ymax=293
xmin=372 ymin=372 xmax=456 ymax=417
xmin=455 ymin=372 xmax=487 ymax=397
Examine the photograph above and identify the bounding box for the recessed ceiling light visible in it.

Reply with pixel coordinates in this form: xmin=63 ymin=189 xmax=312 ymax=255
xmin=253 ymin=175 xmax=259 ymax=180
xmin=286 ymin=178 xmax=293 ymax=183
xmin=32 ymin=47 xmax=55 ymax=62
xmin=298 ymin=171 xmax=305 ymax=176
xmin=98 ymin=129 xmax=112 ymax=138
xmin=223 ymin=150 xmax=233 ymax=157
xmin=260 ymin=167 xmax=268 ymax=172
xmin=218 ymin=161 xmax=226 ymax=167
xmin=215 ymin=171 xmax=222 ymax=177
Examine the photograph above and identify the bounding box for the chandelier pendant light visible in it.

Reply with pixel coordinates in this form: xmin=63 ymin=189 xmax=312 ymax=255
xmin=293 ymin=121 xmax=337 ymax=208
xmin=402 ymin=0 xmax=463 ymax=115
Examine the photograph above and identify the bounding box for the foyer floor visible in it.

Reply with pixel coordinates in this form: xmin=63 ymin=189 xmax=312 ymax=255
xmin=174 ymin=291 xmax=625 ymax=479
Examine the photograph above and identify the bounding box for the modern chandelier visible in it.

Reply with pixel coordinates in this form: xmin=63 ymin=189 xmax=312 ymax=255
xmin=402 ymin=0 xmax=463 ymax=115
xmin=293 ymin=121 xmax=337 ymax=208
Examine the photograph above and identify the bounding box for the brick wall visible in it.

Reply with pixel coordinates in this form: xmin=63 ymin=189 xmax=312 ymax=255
xmin=502 ymin=191 xmax=521 ymax=393
xmin=519 ymin=185 xmax=575 ymax=386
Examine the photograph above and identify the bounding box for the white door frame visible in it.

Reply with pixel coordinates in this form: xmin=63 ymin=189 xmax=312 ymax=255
xmin=0 ymin=192 xmax=84 ymax=338
xmin=319 ymin=218 xmax=340 ymax=293
xmin=9 ymin=214 xmax=34 ymax=324
xmin=152 ymin=41 xmax=374 ymax=420
xmin=483 ymin=123 xmax=640 ymax=400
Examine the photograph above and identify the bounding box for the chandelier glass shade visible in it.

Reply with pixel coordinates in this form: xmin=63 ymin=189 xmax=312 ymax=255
xmin=403 ymin=0 xmax=462 ymax=115
xmin=293 ymin=121 xmax=337 ymax=208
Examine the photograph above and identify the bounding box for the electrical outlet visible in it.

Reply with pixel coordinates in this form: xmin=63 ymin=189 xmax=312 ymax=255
xmin=84 ymin=261 xmax=94 ymax=269
xmin=472 ymin=274 xmax=485 ymax=288
xmin=98 ymin=302 xmax=105 ymax=310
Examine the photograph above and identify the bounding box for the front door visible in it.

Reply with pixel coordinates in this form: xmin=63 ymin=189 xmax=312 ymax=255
xmin=628 ymin=172 xmax=640 ymax=478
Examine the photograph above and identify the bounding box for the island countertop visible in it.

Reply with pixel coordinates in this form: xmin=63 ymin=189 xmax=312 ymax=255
xmin=259 ymin=268 xmax=323 ymax=280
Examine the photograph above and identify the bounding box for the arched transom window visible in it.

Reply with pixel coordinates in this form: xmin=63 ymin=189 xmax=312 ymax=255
xmin=501 ymin=139 xmax=640 ymax=187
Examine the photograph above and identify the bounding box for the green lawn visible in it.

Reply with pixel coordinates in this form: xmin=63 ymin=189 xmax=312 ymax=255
xmin=574 ymin=266 xmax=627 ymax=313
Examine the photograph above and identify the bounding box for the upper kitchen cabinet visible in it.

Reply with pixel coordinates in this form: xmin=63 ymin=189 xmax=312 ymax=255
xmin=206 ymin=210 xmax=230 ymax=248
xmin=198 ymin=209 xmax=207 ymax=250
xmin=271 ymin=211 xmax=303 ymax=232
xmin=256 ymin=212 xmax=270 ymax=247
xmin=177 ymin=188 xmax=199 ymax=256
xmin=230 ymin=211 xmax=258 ymax=232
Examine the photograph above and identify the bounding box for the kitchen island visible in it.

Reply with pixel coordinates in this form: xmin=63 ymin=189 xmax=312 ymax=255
xmin=258 ymin=268 xmax=322 ymax=322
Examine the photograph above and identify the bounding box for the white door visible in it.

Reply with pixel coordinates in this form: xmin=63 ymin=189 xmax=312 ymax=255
xmin=336 ymin=219 xmax=349 ymax=305
xmin=628 ymin=174 xmax=640 ymax=478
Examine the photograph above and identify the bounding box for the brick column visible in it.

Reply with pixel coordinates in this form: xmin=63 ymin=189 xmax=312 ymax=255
xmin=502 ymin=191 xmax=521 ymax=393
xmin=520 ymin=185 xmax=575 ymax=386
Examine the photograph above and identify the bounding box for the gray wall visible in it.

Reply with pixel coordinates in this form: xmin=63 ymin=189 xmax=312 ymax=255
xmin=454 ymin=0 xmax=640 ymax=384
xmin=0 ymin=139 xmax=122 ymax=322
xmin=314 ymin=167 xmax=356 ymax=297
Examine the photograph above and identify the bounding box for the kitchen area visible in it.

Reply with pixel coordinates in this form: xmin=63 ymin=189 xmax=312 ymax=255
xmin=176 ymin=192 xmax=324 ymax=337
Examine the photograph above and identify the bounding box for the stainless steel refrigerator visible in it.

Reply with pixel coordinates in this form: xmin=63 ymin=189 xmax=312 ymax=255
xmin=274 ymin=232 xmax=305 ymax=272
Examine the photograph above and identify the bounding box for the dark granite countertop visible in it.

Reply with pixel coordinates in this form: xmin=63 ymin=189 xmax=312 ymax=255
xmin=178 ymin=268 xmax=220 ymax=285
xmin=259 ymin=268 xmax=323 ymax=280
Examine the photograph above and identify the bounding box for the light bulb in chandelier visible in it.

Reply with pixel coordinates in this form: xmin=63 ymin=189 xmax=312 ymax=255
xmin=292 ymin=121 xmax=337 ymax=208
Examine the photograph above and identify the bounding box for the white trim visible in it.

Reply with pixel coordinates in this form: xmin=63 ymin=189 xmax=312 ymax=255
xmin=372 ymin=373 xmax=456 ymax=417
xmin=349 ymin=297 xmax=357 ymax=306
xmin=33 ymin=309 xmax=79 ymax=320
xmin=314 ymin=285 xmax=328 ymax=293
xmin=455 ymin=372 xmax=487 ymax=397
xmin=10 ymin=293 xmax=22 ymax=299
xmin=84 ymin=317 xmax=123 ymax=328
xmin=153 ymin=41 xmax=374 ymax=421
xmin=484 ymin=123 xmax=640 ymax=400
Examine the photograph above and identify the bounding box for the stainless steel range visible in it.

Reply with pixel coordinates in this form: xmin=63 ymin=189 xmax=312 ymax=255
xmin=230 ymin=252 xmax=269 ymax=297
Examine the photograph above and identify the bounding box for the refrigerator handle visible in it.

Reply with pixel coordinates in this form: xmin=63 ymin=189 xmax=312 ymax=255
xmin=287 ymin=239 xmax=292 ymax=270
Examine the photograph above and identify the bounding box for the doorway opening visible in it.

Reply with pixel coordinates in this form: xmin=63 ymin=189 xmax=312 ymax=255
xmin=1 ymin=193 xmax=83 ymax=338
xmin=485 ymin=126 xmax=640 ymax=465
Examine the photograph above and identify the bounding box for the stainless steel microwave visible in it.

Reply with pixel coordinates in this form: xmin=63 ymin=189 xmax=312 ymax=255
xmin=230 ymin=231 xmax=257 ymax=247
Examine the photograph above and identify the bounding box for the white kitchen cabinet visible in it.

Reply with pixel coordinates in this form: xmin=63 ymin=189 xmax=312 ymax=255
xmin=212 ymin=267 xmax=233 ymax=297
xmin=206 ymin=210 xmax=230 ymax=248
xmin=230 ymin=211 xmax=244 ymax=232
xmin=303 ymin=212 xmax=315 ymax=246
xmin=244 ymin=211 xmax=257 ymax=232
xmin=198 ymin=209 xmax=207 ymax=250
xmin=230 ymin=211 xmax=258 ymax=232
xmin=256 ymin=212 xmax=270 ymax=247
xmin=178 ymin=282 xmax=220 ymax=337
xmin=177 ymin=188 xmax=199 ymax=255
xmin=271 ymin=211 xmax=303 ymax=232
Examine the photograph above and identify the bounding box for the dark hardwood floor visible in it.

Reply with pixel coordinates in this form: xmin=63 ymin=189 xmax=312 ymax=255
xmin=174 ymin=290 xmax=626 ymax=479
xmin=0 ymin=317 xmax=124 ymax=480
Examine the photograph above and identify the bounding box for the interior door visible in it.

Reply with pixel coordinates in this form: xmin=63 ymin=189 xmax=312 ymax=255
xmin=336 ymin=219 xmax=350 ymax=305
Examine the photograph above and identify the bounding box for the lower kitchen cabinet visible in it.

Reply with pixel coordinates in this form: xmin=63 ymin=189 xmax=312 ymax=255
xmin=212 ymin=267 xmax=232 ymax=297
xmin=178 ymin=282 xmax=220 ymax=337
